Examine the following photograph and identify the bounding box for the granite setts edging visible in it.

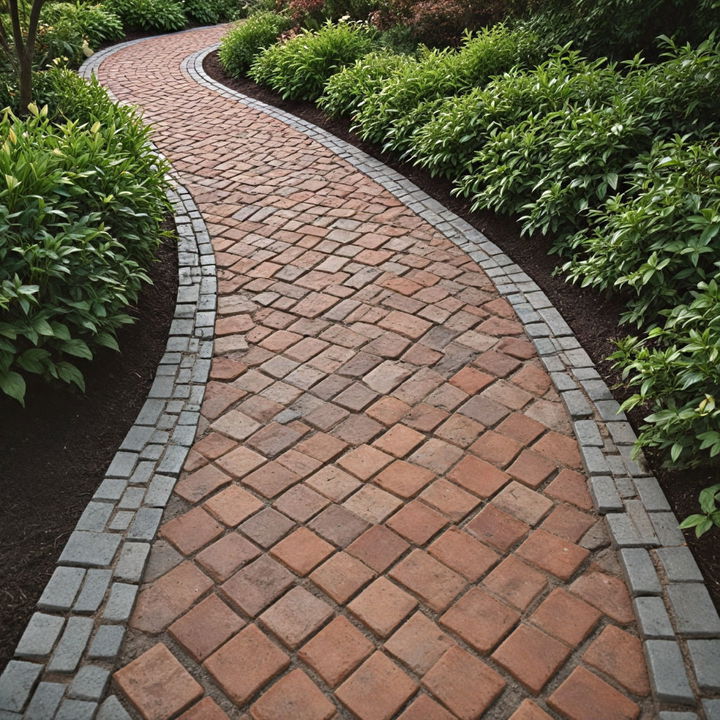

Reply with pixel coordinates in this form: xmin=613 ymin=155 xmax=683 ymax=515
xmin=188 ymin=43 xmax=720 ymax=718
xmin=0 ymin=40 xmax=217 ymax=719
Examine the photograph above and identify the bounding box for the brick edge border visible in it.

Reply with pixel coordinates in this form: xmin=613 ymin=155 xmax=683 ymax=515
xmin=187 ymin=42 xmax=719 ymax=716
xmin=0 ymin=35 xmax=217 ymax=720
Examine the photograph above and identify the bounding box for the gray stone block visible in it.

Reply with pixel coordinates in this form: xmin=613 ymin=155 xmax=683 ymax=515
xmin=59 ymin=531 xmax=121 ymax=567
xmin=573 ymin=419 xmax=603 ymax=447
xmin=120 ymin=425 xmax=153 ymax=452
xmin=620 ymin=548 xmax=661 ymax=595
xmin=667 ymin=583 xmax=720 ymax=636
xmin=106 ymin=451 xmax=138 ymax=478
xmin=115 ymin=542 xmax=151 ymax=583
xmin=127 ymin=507 xmax=163 ymax=541
xmin=580 ymin=445 xmax=610 ymax=476
xmin=119 ymin=486 xmax=145 ymax=510
xmin=144 ymin=475 xmax=175 ymax=508
xmin=56 ymin=699 xmax=97 ymax=720
xmin=15 ymin=613 xmax=65 ymax=658
xmin=658 ymin=714 xmax=698 ymax=720
xmin=606 ymin=421 xmax=636 ymax=446
xmin=76 ymin=501 xmax=113 ymax=532
xmin=47 ymin=616 xmax=94 ymax=673
xmin=97 ymin=696 xmax=133 ymax=720
xmin=157 ymin=444 xmax=189 ymax=476
xmin=634 ymin=477 xmax=671 ymax=512
xmin=88 ymin=625 xmax=125 ymax=660
xmin=634 ymin=597 xmax=675 ymax=639
xmin=687 ymin=639 xmax=720 ymax=692
xmin=103 ymin=583 xmax=139 ymax=622
xmin=703 ymin=700 xmax=720 ymax=720
xmin=650 ymin=512 xmax=688 ymax=546
xmin=0 ymin=661 xmax=42 ymax=712
xmin=74 ymin=569 xmax=112 ymax=614
xmin=590 ymin=476 xmax=623 ymax=513
xmin=24 ymin=681 xmax=65 ymax=720
xmin=93 ymin=478 xmax=127 ymax=502
xmin=607 ymin=510 xmax=658 ymax=548
xmin=129 ymin=461 xmax=155 ymax=485
xmin=645 ymin=639 xmax=694 ymax=704
xmin=37 ymin=566 xmax=85 ymax=611
xmin=656 ymin=547 xmax=704 ymax=583
xmin=69 ymin=665 xmax=110 ymax=701
xmin=108 ymin=511 xmax=134 ymax=531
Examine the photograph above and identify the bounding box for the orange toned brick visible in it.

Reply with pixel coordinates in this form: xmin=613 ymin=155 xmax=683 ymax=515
xmin=296 ymin=432 xmax=348 ymax=462
xmin=531 ymin=588 xmax=601 ymax=645
xmin=243 ymin=461 xmax=301 ymax=499
xmin=337 ymin=652 xmax=417 ymax=720
xmin=310 ymin=552 xmax=374 ymax=604
xmin=251 ymin=669 xmax=335 ymax=720
xmin=545 ymin=469 xmax=594 ymax=510
xmin=450 ymin=366 xmax=493 ymax=394
xmin=178 ymin=697 xmax=229 ymax=720
xmin=493 ymin=481 xmax=553 ymax=526
xmin=390 ymin=550 xmax=466 ymax=612
xmin=582 ymin=625 xmax=650 ymax=696
xmin=161 ymin=508 xmax=224 ymax=556
xmin=203 ymin=485 xmax=263 ymax=527
xmin=195 ymin=532 xmax=261 ymax=582
xmin=385 ymin=611 xmax=455 ymax=675
xmin=348 ymin=577 xmax=417 ymax=638
xmin=338 ymin=444 xmax=393 ymax=479
xmin=373 ymin=425 xmax=425 ymax=458
xmin=571 ymin=572 xmax=636 ymax=625
xmin=131 ymin=562 xmax=213 ymax=634
xmin=509 ymin=700 xmax=554 ymax=720
xmin=397 ymin=695 xmax=456 ymax=720
xmin=428 ymin=528 xmax=499 ymax=581
xmin=532 ymin=431 xmax=582 ymax=469
xmin=435 ymin=414 xmax=485 ymax=447
xmin=496 ymin=414 xmax=546 ymax=444
xmin=541 ymin=505 xmax=597 ymax=543
xmin=306 ymin=465 xmax=361 ymax=502
xmin=440 ymin=587 xmax=519 ymax=653
xmin=221 ymin=555 xmax=294 ymax=617
xmin=507 ymin=450 xmax=557 ymax=489
xmin=346 ymin=525 xmax=409 ymax=573
xmin=204 ymin=625 xmax=290 ymax=705
xmin=386 ymin=500 xmax=447 ymax=545
xmin=375 ymin=460 xmax=435 ymax=498
xmin=115 ymin=643 xmax=203 ymax=720
xmin=215 ymin=446 xmax=266 ymax=479
xmin=273 ymin=484 xmax=329 ymax=522
xmin=470 ymin=430 xmax=522 ymax=467
xmin=447 ymin=455 xmax=510 ymax=498
xmin=259 ymin=587 xmax=333 ymax=648
xmin=492 ymin=624 xmax=571 ymax=693
xmin=423 ymin=647 xmax=505 ymax=720
xmin=169 ymin=595 xmax=244 ymax=661
xmin=194 ymin=433 xmax=237 ymax=461
xmin=419 ymin=479 xmax=480 ymax=521
xmin=366 ymin=396 xmax=411 ymax=425
xmin=299 ymin=615 xmax=374 ymax=687
xmin=175 ymin=465 xmax=232 ymax=503
xmin=548 ymin=667 xmax=640 ymax=720
xmin=484 ymin=555 xmax=548 ymax=611
xmin=517 ymin=529 xmax=589 ymax=580
xmin=466 ymin=504 xmax=530 ymax=552
xmin=270 ymin=527 xmax=334 ymax=576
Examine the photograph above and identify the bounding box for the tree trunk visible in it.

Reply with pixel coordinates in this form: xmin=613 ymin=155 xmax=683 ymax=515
xmin=18 ymin=54 xmax=32 ymax=113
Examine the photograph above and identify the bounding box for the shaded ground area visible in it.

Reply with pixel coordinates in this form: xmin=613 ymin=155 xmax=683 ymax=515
xmin=0 ymin=234 xmax=178 ymax=668
xmin=204 ymin=50 xmax=720 ymax=609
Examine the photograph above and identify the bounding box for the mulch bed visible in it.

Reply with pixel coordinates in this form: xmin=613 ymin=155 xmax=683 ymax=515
xmin=0 ymin=234 xmax=178 ymax=668
xmin=203 ymin=50 xmax=719 ymax=607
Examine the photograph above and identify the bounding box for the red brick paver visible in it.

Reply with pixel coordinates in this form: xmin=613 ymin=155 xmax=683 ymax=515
xmin=97 ymin=27 xmax=651 ymax=719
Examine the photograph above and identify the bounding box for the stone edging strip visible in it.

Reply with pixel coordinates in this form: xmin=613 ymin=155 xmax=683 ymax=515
xmin=0 ymin=36 xmax=217 ymax=720
xmin=186 ymin=43 xmax=720 ymax=717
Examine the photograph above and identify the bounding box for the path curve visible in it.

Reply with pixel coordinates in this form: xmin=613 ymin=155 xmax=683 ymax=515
xmin=96 ymin=26 xmax=654 ymax=720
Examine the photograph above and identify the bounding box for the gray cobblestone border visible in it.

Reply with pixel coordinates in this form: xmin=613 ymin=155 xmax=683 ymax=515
xmin=188 ymin=42 xmax=720 ymax=717
xmin=0 ymin=39 xmax=217 ymax=720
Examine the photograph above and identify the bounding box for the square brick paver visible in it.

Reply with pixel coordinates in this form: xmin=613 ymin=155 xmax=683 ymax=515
xmin=203 ymin=485 xmax=263 ymax=527
xmin=386 ymin=501 xmax=447 ymax=545
xmin=204 ymin=625 xmax=290 ymax=705
xmin=530 ymin=588 xmax=601 ymax=645
xmin=385 ymin=611 xmax=455 ymax=674
xmin=251 ymin=669 xmax=335 ymax=720
xmin=484 ymin=556 xmax=548 ymax=611
xmin=221 ymin=555 xmax=294 ymax=617
xmin=348 ymin=577 xmax=417 ymax=637
xmin=259 ymin=586 xmax=334 ymax=648
xmin=337 ymin=652 xmax=418 ymax=720
xmin=310 ymin=552 xmax=374 ymax=603
xmin=428 ymin=528 xmax=499 ymax=581
xmin=161 ymin=508 xmax=224 ymax=556
xmin=270 ymin=527 xmax=334 ymax=575
xmin=196 ymin=533 xmax=261 ymax=582
xmin=299 ymin=616 xmax=374 ymax=686
xmin=389 ymin=550 xmax=466 ymax=612
xmin=346 ymin=525 xmax=410 ymax=572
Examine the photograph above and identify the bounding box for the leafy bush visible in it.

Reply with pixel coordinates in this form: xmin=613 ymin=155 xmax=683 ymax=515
xmin=34 ymin=17 xmax=88 ymax=68
xmin=182 ymin=0 xmax=239 ymax=24
xmin=351 ymin=25 xmax=543 ymax=151
xmin=411 ymin=49 xmax=619 ymax=178
xmin=219 ymin=12 xmax=292 ymax=77
xmin=520 ymin=0 xmax=720 ymax=60
xmin=318 ymin=48 xmax=410 ymax=116
xmin=457 ymin=36 xmax=720 ymax=237
xmin=612 ymin=279 xmax=720 ymax=464
xmin=103 ymin=0 xmax=187 ymax=32
xmin=680 ymin=484 xmax=720 ymax=537
xmin=0 ymin=71 xmax=169 ymax=403
xmin=250 ymin=20 xmax=377 ymax=101
xmin=564 ymin=138 xmax=720 ymax=327
xmin=42 ymin=2 xmax=124 ymax=50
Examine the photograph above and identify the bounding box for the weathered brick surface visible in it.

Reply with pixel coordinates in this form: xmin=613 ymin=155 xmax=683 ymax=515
xmin=94 ymin=27 xmax=652 ymax=719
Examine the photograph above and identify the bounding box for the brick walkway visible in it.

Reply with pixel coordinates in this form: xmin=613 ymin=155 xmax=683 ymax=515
xmin=96 ymin=27 xmax=652 ymax=720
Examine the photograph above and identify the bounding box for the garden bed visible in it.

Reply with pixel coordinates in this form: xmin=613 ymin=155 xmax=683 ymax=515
xmin=204 ymin=48 xmax=719 ymax=608
xmin=0 ymin=231 xmax=178 ymax=668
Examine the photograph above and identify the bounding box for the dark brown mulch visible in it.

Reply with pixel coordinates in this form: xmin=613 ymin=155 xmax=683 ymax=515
xmin=0 ymin=234 xmax=178 ymax=669
xmin=203 ymin=50 xmax=719 ymax=607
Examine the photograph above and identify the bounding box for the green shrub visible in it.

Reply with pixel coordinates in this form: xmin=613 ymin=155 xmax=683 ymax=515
xmin=0 ymin=72 xmax=169 ymax=403
xmin=411 ymin=49 xmax=619 ymax=178
xmin=42 ymin=2 xmax=124 ymax=50
xmin=680 ymin=484 xmax=720 ymax=537
xmin=250 ymin=19 xmax=377 ymax=101
xmin=351 ymin=25 xmax=543 ymax=151
xmin=219 ymin=12 xmax=292 ymax=77
xmin=34 ymin=18 xmax=88 ymax=68
xmin=564 ymin=138 xmax=720 ymax=327
xmin=103 ymin=0 xmax=187 ymax=32
xmin=612 ymin=278 xmax=720 ymax=464
xmin=457 ymin=37 xmax=720 ymax=237
xmin=318 ymin=49 xmax=409 ymax=117
xmin=182 ymin=0 xmax=239 ymax=24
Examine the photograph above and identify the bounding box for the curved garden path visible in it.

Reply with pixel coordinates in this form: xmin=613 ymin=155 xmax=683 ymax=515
xmin=96 ymin=26 xmax=652 ymax=720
